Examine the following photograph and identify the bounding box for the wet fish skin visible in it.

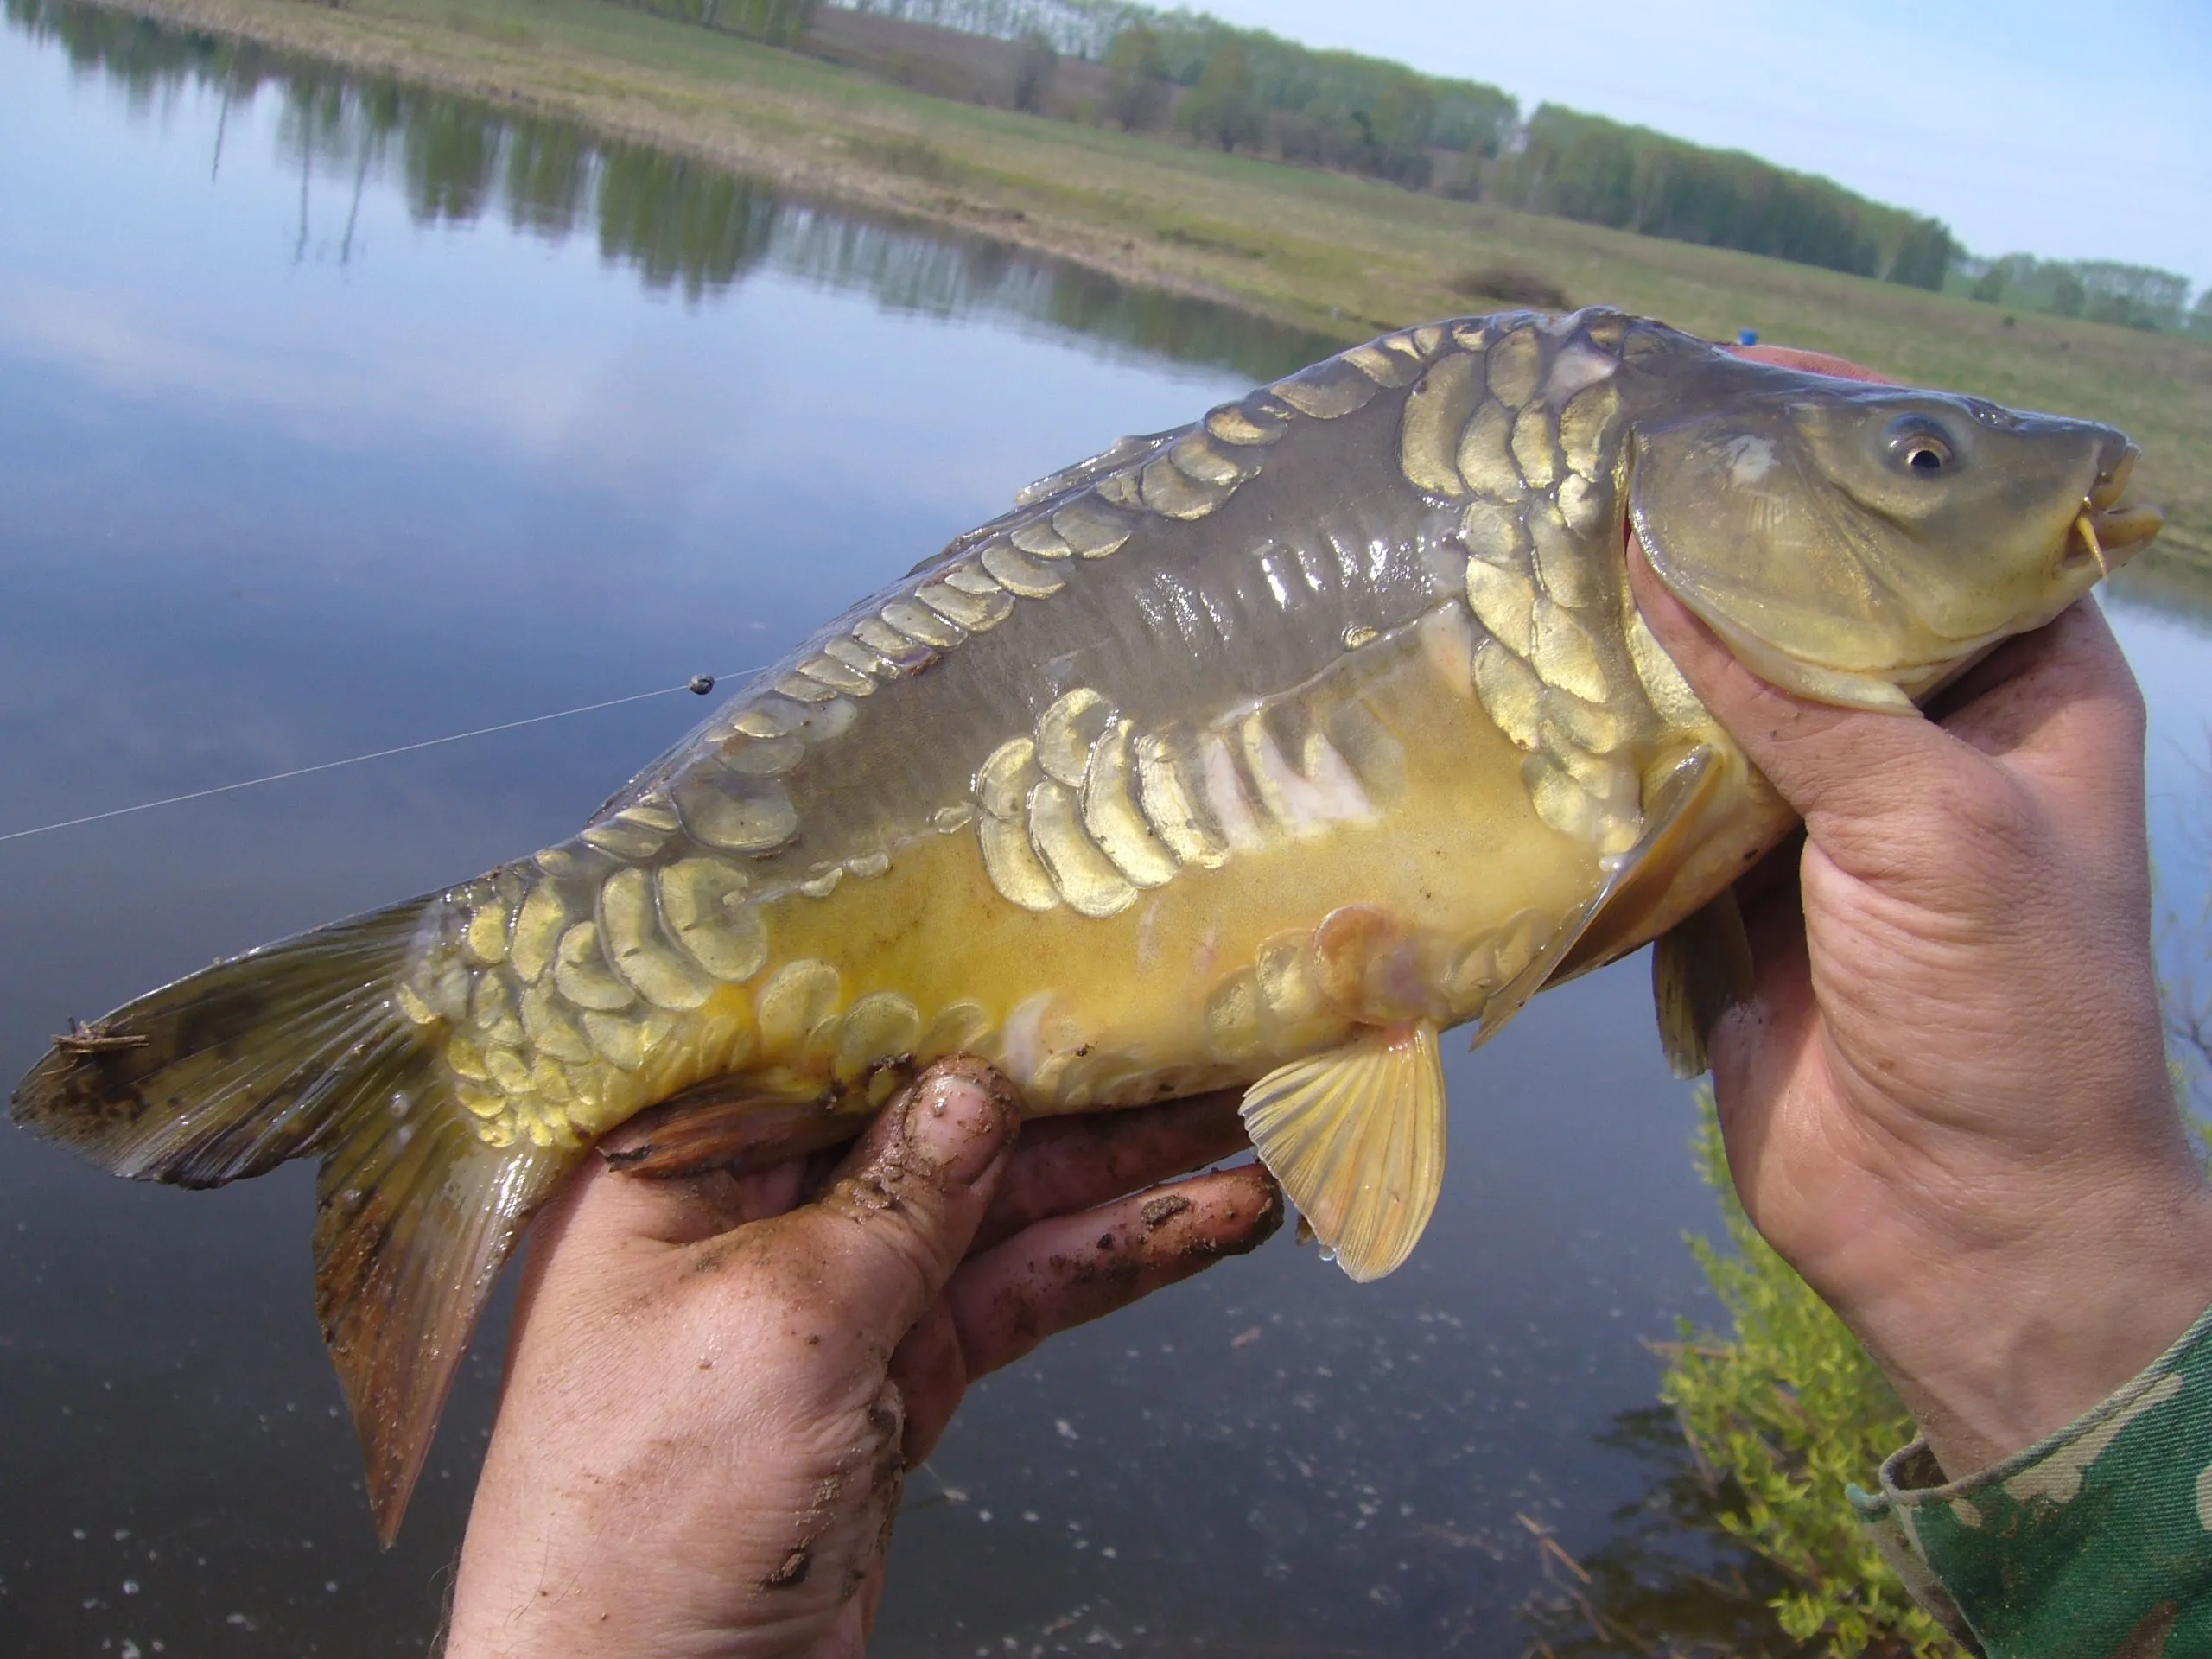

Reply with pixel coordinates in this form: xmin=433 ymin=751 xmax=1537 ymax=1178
xmin=10 ymin=308 xmax=2157 ymax=1541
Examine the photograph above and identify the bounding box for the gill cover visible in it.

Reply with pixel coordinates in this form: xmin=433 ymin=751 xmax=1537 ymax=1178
xmin=1628 ymin=380 xmax=2126 ymax=711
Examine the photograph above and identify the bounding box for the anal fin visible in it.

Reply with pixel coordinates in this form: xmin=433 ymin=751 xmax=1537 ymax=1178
xmin=315 ymin=1110 xmax=576 ymax=1546
xmin=598 ymin=1081 xmax=861 ymax=1179
xmin=1650 ymin=887 xmax=1754 ymax=1079
xmin=1239 ymin=1020 xmax=1445 ymax=1283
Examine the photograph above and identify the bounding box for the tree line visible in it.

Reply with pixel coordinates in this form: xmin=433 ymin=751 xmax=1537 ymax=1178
xmin=829 ymin=0 xmax=1515 ymax=181
xmin=1103 ymin=20 xmax=1516 ymax=181
xmin=1481 ymin=105 xmax=1957 ymax=289
xmin=1961 ymin=252 xmax=2209 ymax=335
xmin=829 ymin=0 xmax=1955 ymax=289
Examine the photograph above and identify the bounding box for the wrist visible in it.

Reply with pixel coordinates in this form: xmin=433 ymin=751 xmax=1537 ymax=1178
xmin=1831 ymin=1160 xmax=2212 ymax=1476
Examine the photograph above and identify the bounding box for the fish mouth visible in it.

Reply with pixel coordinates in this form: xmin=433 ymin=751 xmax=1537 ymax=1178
xmin=2065 ymin=444 xmax=2163 ymax=575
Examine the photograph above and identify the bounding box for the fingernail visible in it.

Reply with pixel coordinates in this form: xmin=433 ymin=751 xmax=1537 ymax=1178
xmin=905 ymin=1073 xmax=1006 ymax=1186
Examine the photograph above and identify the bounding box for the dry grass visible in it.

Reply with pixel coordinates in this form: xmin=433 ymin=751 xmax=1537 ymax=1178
xmin=90 ymin=0 xmax=2212 ymax=582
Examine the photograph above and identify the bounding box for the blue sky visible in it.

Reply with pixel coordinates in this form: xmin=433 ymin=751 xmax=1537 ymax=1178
xmin=1189 ymin=0 xmax=2212 ymax=296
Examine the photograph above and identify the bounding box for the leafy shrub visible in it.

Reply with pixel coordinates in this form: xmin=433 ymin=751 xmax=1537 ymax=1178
xmin=1655 ymin=1096 xmax=1963 ymax=1657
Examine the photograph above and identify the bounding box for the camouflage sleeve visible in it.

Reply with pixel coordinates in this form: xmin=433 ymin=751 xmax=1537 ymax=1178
xmin=1848 ymin=1301 xmax=2212 ymax=1658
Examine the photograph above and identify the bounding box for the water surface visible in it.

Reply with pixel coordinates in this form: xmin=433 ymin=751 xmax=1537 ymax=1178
xmin=1 ymin=8 xmax=2205 ymax=1655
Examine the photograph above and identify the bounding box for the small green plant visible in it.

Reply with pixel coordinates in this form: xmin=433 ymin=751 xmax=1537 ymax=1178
xmin=1655 ymin=1094 xmax=1962 ymax=1657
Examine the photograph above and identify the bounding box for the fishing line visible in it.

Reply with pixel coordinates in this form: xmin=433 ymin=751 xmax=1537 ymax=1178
xmin=0 ymin=670 xmax=744 ymax=848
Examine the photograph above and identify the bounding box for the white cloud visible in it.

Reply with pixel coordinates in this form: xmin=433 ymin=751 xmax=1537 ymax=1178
xmin=0 ymin=277 xmax=604 ymax=454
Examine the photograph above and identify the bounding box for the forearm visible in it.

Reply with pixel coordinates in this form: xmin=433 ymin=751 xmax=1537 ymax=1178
xmin=1811 ymin=1144 xmax=2212 ymax=1478
xmin=1854 ymin=1298 xmax=2212 ymax=1658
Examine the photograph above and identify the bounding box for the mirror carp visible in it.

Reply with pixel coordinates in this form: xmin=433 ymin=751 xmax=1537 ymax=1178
xmin=10 ymin=308 xmax=2161 ymax=1541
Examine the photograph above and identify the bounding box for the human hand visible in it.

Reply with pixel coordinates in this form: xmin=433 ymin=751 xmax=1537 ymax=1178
xmin=1630 ymin=533 xmax=2212 ymax=1479
xmin=442 ymin=1059 xmax=1281 ymax=1659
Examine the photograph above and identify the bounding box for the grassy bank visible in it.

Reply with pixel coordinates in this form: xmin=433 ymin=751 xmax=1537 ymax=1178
xmin=79 ymin=0 xmax=2212 ymax=576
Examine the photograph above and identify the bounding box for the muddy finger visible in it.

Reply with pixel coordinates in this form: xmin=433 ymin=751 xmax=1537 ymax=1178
xmin=969 ymin=1091 xmax=1250 ymax=1254
xmin=946 ymin=1164 xmax=1283 ymax=1382
xmin=886 ymin=1297 xmax=969 ymax=1467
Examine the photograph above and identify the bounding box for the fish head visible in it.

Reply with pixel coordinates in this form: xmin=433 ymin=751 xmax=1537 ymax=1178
xmin=1627 ymin=362 xmax=2161 ymax=710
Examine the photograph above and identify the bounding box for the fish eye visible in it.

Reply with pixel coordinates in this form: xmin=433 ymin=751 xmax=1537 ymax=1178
xmin=1884 ymin=415 xmax=1955 ymax=477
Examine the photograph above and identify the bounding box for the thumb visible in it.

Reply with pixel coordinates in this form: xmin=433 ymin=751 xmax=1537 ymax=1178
xmin=780 ymin=1059 xmax=1020 ymax=1357
xmin=1625 ymin=535 xmax=1977 ymax=874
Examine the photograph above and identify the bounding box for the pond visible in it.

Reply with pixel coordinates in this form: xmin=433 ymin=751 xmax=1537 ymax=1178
xmin=1 ymin=5 xmax=2207 ymax=1655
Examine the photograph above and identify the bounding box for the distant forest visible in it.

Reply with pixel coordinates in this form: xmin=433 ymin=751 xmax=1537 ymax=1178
xmin=1484 ymin=105 xmax=1955 ymax=289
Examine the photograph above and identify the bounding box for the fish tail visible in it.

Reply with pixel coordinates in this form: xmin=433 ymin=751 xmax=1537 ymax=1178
xmin=9 ymin=892 xmax=577 ymax=1546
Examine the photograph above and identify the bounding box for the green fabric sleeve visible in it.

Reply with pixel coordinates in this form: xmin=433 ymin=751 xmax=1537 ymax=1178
xmin=1848 ymin=1302 xmax=2212 ymax=1658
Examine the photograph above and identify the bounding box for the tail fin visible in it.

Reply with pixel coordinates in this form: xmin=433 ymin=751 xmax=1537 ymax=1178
xmin=10 ymin=894 xmax=578 ymax=1544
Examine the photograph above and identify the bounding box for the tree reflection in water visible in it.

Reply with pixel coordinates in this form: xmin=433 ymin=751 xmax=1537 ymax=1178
xmin=6 ymin=0 xmax=1332 ymax=378
xmin=594 ymin=143 xmax=781 ymax=298
xmin=503 ymin=114 xmax=594 ymax=238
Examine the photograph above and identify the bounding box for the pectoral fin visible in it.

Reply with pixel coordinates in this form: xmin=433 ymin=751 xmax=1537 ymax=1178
xmin=1550 ymin=745 xmax=1730 ymax=984
xmin=1484 ymin=746 xmax=1732 ymax=1046
xmin=1651 ymin=887 xmax=1754 ymax=1078
xmin=1239 ymin=1020 xmax=1445 ymax=1283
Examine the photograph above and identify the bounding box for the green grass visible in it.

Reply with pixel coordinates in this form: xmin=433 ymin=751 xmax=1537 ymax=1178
xmin=98 ymin=0 xmax=2212 ymax=586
